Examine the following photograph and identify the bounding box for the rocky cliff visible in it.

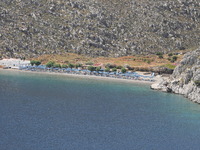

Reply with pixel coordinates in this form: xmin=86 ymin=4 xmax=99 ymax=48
xmin=151 ymin=47 xmax=200 ymax=103
xmin=0 ymin=0 xmax=200 ymax=58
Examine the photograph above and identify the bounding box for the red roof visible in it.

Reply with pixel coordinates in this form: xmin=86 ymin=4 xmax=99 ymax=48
xmin=93 ymin=63 xmax=103 ymax=67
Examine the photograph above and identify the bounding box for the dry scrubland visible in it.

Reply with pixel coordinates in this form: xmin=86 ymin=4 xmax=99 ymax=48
xmin=32 ymin=50 xmax=186 ymax=70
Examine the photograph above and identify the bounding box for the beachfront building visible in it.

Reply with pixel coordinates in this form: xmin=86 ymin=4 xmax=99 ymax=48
xmin=0 ymin=58 xmax=30 ymax=69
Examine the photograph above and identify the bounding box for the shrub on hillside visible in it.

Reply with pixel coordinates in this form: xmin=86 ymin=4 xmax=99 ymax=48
xmin=85 ymin=62 xmax=93 ymax=65
xmin=156 ymin=52 xmax=163 ymax=56
xmin=116 ymin=65 xmax=122 ymax=69
xmin=147 ymin=60 xmax=151 ymax=64
xmin=168 ymin=53 xmax=173 ymax=57
xmin=158 ymin=55 xmax=164 ymax=59
xmin=105 ymin=63 xmax=116 ymax=69
xmin=172 ymin=56 xmax=178 ymax=61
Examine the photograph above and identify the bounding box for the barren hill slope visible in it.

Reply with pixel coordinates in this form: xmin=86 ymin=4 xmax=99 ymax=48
xmin=0 ymin=0 xmax=199 ymax=58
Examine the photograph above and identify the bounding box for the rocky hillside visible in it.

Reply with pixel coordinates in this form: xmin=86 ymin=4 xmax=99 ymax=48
xmin=151 ymin=47 xmax=200 ymax=103
xmin=0 ymin=0 xmax=200 ymax=58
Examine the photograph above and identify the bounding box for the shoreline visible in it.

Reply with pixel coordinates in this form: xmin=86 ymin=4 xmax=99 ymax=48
xmin=0 ymin=68 xmax=156 ymax=85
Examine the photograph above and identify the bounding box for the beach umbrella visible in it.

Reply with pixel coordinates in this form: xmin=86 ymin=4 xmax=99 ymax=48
xmin=73 ymin=69 xmax=79 ymax=72
xmin=66 ymin=68 xmax=72 ymax=71
xmin=81 ymin=70 xmax=87 ymax=72
xmin=132 ymin=72 xmax=137 ymax=75
xmin=134 ymin=74 xmax=140 ymax=77
xmin=100 ymin=69 xmax=105 ymax=72
xmin=87 ymin=70 xmax=91 ymax=73
xmin=109 ymin=72 xmax=115 ymax=75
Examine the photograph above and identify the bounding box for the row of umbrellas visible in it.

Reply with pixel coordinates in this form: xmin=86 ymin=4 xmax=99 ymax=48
xmin=20 ymin=65 xmax=154 ymax=78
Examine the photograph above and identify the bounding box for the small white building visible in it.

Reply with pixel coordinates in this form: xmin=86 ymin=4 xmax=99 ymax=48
xmin=0 ymin=58 xmax=30 ymax=69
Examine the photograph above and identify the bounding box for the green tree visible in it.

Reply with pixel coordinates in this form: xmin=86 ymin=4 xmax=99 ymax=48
xmin=35 ymin=61 xmax=41 ymax=66
xmin=75 ymin=63 xmax=82 ymax=68
xmin=53 ymin=63 xmax=61 ymax=68
xmin=105 ymin=68 xmax=110 ymax=72
xmin=121 ymin=68 xmax=126 ymax=73
xmin=105 ymin=63 xmax=111 ymax=68
xmin=96 ymin=67 xmax=101 ymax=71
xmin=112 ymin=68 xmax=117 ymax=72
xmin=62 ymin=64 xmax=68 ymax=68
xmin=85 ymin=62 xmax=93 ymax=65
xmin=88 ymin=66 xmax=95 ymax=71
xmin=30 ymin=60 xmax=36 ymax=66
xmin=46 ymin=61 xmax=55 ymax=68
xmin=68 ymin=63 xmax=74 ymax=68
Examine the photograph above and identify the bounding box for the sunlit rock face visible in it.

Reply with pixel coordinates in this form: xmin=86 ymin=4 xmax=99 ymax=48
xmin=168 ymin=48 xmax=200 ymax=103
xmin=151 ymin=47 xmax=200 ymax=103
xmin=0 ymin=0 xmax=199 ymax=58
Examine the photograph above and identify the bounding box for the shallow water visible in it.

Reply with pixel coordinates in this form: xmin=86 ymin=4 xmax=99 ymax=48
xmin=0 ymin=70 xmax=200 ymax=150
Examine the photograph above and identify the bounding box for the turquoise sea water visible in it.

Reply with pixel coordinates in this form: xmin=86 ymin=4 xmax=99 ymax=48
xmin=0 ymin=70 xmax=200 ymax=150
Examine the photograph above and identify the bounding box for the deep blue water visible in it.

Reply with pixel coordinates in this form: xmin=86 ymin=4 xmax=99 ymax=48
xmin=0 ymin=70 xmax=200 ymax=150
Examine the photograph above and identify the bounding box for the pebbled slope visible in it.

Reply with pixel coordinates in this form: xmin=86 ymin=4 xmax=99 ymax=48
xmin=0 ymin=0 xmax=200 ymax=58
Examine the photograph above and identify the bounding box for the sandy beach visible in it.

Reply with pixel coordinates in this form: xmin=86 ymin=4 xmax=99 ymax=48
xmin=0 ymin=68 xmax=157 ymax=85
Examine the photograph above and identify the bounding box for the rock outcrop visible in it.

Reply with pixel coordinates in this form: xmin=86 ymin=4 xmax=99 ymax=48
xmin=151 ymin=48 xmax=200 ymax=103
xmin=0 ymin=0 xmax=200 ymax=58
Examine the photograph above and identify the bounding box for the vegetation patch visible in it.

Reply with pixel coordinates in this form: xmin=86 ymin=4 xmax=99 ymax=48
xmin=162 ymin=64 xmax=176 ymax=70
xmin=194 ymin=80 xmax=200 ymax=86
xmin=30 ymin=60 xmax=41 ymax=66
xmin=46 ymin=61 xmax=55 ymax=68
xmin=33 ymin=52 xmax=184 ymax=73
